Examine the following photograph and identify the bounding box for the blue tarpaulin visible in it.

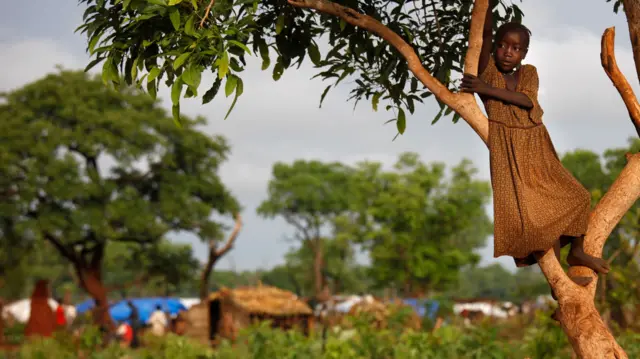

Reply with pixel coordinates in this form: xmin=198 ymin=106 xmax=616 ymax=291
xmin=401 ymin=298 xmax=439 ymax=320
xmin=75 ymin=297 xmax=186 ymax=324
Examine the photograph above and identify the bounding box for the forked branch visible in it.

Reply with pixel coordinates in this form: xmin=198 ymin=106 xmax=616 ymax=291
xmin=601 ymin=27 xmax=640 ymax=137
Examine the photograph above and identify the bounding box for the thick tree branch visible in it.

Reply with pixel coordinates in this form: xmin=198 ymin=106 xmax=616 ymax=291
xmin=287 ymin=0 xmax=490 ymax=143
xmin=601 ymin=27 xmax=640 ymax=137
xmin=622 ymin=0 xmax=640 ymax=86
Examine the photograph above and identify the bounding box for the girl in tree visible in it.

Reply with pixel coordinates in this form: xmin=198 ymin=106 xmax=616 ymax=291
xmin=460 ymin=2 xmax=610 ymax=286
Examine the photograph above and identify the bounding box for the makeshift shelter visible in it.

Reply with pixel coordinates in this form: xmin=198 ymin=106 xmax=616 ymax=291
xmin=346 ymin=298 xmax=422 ymax=330
xmin=2 ymin=299 xmax=76 ymax=325
xmin=75 ymin=297 xmax=187 ymax=324
xmin=184 ymin=284 xmax=314 ymax=345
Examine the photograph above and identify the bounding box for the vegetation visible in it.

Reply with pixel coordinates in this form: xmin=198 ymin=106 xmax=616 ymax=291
xmin=5 ymin=311 xmax=640 ymax=359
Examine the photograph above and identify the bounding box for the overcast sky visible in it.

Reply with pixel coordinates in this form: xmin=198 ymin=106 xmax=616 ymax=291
xmin=1 ymin=1 xmax=638 ymax=272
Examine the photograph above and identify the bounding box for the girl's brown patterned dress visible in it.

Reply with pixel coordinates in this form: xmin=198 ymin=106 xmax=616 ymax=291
xmin=479 ymin=56 xmax=592 ymax=266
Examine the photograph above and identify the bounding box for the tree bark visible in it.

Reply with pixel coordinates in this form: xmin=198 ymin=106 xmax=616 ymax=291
xmin=76 ymin=264 xmax=114 ymax=331
xmin=199 ymin=213 xmax=242 ymax=300
xmin=623 ymin=0 xmax=640 ymax=87
xmin=287 ymin=0 xmax=640 ymax=357
xmin=312 ymin=237 xmax=324 ymax=298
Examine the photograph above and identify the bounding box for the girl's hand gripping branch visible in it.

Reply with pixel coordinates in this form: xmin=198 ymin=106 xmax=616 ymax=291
xmin=460 ymin=74 xmax=490 ymax=95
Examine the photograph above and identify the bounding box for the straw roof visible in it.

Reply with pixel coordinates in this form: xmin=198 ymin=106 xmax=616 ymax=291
xmin=208 ymin=284 xmax=312 ymax=316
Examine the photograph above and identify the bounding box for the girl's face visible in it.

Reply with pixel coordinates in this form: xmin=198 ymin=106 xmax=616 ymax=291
xmin=494 ymin=31 xmax=527 ymax=73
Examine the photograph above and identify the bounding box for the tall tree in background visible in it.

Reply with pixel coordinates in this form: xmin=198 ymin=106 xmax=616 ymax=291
xmin=78 ymin=0 xmax=640 ymax=355
xmin=0 ymin=70 xmax=238 ymax=328
xmin=348 ymin=153 xmax=491 ymax=296
xmin=257 ymin=160 xmax=352 ymax=297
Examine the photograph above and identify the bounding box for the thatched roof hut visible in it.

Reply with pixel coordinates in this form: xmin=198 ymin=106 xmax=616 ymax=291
xmin=184 ymin=284 xmax=313 ymax=345
xmin=346 ymin=299 xmax=421 ymax=330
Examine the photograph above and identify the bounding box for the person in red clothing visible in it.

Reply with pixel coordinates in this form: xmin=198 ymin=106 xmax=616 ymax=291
xmin=55 ymin=298 xmax=67 ymax=329
xmin=117 ymin=322 xmax=133 ymax=348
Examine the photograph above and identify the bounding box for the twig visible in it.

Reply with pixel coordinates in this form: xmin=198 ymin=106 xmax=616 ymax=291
xmin=199 ymin=0 xmax=216 ymax=28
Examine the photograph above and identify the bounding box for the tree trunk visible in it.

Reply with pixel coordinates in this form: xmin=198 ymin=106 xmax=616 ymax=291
xmin=287 ymin=0 xmax=640 ymax=357
xmin=199 ymin=213 xmax=242 ymax=300
xmin=199 ymin=252 xmax=221 ymax=300
xmin=76 ymin=264 xmax=114 ymax=331
xmin=312 ymin=237 xmax=324 ymax=298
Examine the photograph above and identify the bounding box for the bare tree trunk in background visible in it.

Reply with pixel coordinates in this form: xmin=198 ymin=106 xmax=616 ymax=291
xmin=199 ymin=214 xmax=242 ymax=300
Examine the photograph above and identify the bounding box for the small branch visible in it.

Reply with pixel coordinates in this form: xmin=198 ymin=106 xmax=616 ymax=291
xmin=286 ymin=0 xmax=489 ymax=143
xmin=215 ymin=213 xmax=243 ymax=257
xmin=43 ymin=232 xmax=77 ymax=263
xmin=601 ymin=27 xmax=640 ymax=137
xmin=199 ymin=0 xmax=216 ymax=28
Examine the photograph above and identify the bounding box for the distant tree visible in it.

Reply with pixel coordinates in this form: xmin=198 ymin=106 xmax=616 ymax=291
xmin=258 ymin=160 xmax=352 ymax=298
xmin=0 ymin=70 xmax=238 ymax=328
xmin=347 ymin=153 xmax=491 ymax=296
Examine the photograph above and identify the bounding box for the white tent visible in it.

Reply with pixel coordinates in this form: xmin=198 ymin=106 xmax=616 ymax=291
xmin=178 ymin=298 xmax=200 ymax=310
xmin=2 ymin=298 xmax=77 ymax=324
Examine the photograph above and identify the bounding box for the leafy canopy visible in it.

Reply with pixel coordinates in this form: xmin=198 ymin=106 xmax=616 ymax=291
xmin=77 ymin=0 xmax=523 ymax=134
xmin=0 ymin=69 xmax=238 ymax=273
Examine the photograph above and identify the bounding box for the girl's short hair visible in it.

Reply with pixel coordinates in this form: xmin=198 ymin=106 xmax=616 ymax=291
xmin=495 ymin=22 xmax=532 ymax=50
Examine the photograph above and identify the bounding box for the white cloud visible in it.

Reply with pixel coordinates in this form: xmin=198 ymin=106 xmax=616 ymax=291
xmin=0 ymin=39 xmax=83 ymax=91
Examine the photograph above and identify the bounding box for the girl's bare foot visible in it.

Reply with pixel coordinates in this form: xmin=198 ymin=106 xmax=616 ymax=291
xmin=567 ymin=247 xmax=610 ymax=274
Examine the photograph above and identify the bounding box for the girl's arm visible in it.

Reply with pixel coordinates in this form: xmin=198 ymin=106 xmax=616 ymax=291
xmin=460 ymin=74 xmax=534 ymax=109
xmin=477 ymin=86 xmax=533 ymax=108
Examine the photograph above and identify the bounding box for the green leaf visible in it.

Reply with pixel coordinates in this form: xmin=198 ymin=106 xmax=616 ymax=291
xmin=147 ymin=79 xmax=157 ymax=100
xmin=397 ymin=108 xmax=406 ymax=134
xmin=123 ymin=0 xmax=133 ymax=10
xmin=372 ymin=92 xmax=381 ymax=112
xmin=339 ymin=19 xmax=347 ymax=31
xmin=319 ymin=85 xmax=331 ymax=108
xmin=84 ymin=57 xmax=105 ymax=72
xmin=228 ymin=40 xmax=252 ymax=55
xmin=261 ymin=57 xmax=271 ymax=71
xmin=171 ymin=78 xmax=183 ymax=104
xmin=184 ymin=15 xmax=196 ymax=36
xmin=147 ymin=0 xmax=166 ymax=5
xmin=202 ymin=78 xmax=222 ymax=104
xmin=275 ymin=15 xmax=285 ymax=35
xmin=225 ymin=75 xmax=238 ymax=97
xmin=172 ymin=104 xmax=182 ymax=127
xmin=88 ymin=33 xmax=102 ymax=54
xmin=173 ymin=52 xmax=191 ymax=69
xmin=182 ymin=65 xmax=201 ymax=90
xmin=147 ymin=67 xmax=161 ymax=83
xmin=431 ymin=108 xmax=444 ymax=125
xmin=217 ymin=52 xmax=229 ymax=79
xmin=169 ymin=8 xmax=181 ymax=30
xmin=168 ymin=0 xmax=184 ymax=5
xmin=308 ymin=42 xmax=321 ymax=66
xmin=272 ymin=62 xmax=284 ymax=81
xmin=223 ymin=77 xmax=243 ymax=120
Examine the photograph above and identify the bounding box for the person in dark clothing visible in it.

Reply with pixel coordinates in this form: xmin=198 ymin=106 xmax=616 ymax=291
xmin=126 ymin=301 xmax=140 ymax=348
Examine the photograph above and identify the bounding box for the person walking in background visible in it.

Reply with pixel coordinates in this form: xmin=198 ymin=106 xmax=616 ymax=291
xmin=55 ymin=297 xmax=67 ymax=329
xmin=148 ymin=304 xmax=168 ymax=337
xmin=126 ymin=300 xmax=140 ymax=348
